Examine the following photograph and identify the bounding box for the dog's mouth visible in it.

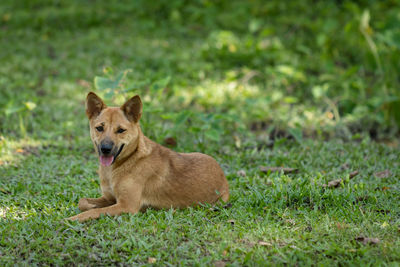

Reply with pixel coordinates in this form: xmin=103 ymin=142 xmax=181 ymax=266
xmin=99 ymin=144 xmax=125 ymax=167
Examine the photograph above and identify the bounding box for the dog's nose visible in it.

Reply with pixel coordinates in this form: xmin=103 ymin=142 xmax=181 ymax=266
xmin=100 ymin=141 xmax=114 ymax=155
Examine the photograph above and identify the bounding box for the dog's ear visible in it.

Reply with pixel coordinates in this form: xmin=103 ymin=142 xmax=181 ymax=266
xmin=86 ymin=92 xmax=107 ymax=119
xmin=121 ymin=95 xmax=142 ymax=123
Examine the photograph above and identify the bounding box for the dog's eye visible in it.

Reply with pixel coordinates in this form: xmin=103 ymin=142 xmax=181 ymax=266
xmin=96 ymin=126 xmax=104 ymax=132
xmin=117 ymin=128 xmax=126 ymax=134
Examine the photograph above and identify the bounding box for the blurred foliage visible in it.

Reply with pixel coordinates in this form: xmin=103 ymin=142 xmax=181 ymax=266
xmin=0 ymin=0 xmax=399 ymax=144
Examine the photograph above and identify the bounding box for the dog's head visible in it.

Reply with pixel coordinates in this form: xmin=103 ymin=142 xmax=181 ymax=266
xmin=85 ymin=92 xmax=142 ymax=166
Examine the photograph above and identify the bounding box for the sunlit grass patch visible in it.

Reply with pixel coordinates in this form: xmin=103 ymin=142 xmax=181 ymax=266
xmin=0 ymin=137 xmax=42 ymax=166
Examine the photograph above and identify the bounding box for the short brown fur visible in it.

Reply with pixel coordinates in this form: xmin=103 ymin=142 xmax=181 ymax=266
xmin=67 ymin=92 xmax=229 ymax=222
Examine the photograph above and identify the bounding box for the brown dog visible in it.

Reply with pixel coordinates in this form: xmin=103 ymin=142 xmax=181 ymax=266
xmin=67 ymin=92 xmax=229 ymax=222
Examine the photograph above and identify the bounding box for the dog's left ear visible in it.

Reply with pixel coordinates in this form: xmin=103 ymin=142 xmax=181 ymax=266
xmin=121 ymin=95 xmax=142 ymax=123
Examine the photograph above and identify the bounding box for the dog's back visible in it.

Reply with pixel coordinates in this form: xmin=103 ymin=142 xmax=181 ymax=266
xmin=137 ymin=137 xmax=229 ymax=209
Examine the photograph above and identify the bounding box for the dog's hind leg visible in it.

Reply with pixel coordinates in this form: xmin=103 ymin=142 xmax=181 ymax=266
xmin=78 ymin=196 xmax=116 ymax=211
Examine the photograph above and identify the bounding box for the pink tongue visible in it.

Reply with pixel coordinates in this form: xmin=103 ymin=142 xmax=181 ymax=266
xmin=100 ymin=155 xmax=114 ymax=166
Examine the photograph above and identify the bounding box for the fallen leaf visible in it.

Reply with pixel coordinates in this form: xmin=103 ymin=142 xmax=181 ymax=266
xmin=148 ymin=257 xmax=157 ymax=264
xmin=323 ymin=179 xmax=342 ymax=188
xmin=336 ymin=222 xmax=349 ymax=229
xmin=223 ymin=203 xmax=232 ymax=209
xmin=355 ymin=236 xmax=380 ymax=245
xmin=15 ymin=146 xmax=40 ymax=156
xmin=258 ymin=241 xmax=272 ymax=246
xmin=227 ymin=219 xmax=235 ymax=225
xmin=381 ymin=222 xmax=389 ymax=228
xmin=340 ymin=163 xmax=350 ymax=170
xmin=222 ymin=250 xmax=228 ymax=256
xmin=374 ymin=170 xmax=391 ymax=179
xmin=285 ymin=219 xmax=296 ymax=225
xmin=324 ymin=171 xmax=359 ymax=188
xmin=259 ymin=166 xmax=298 ymax=174
xmin=209 ymin=203 xmax=232 ymax=212
xmin=349 ymin=171 xmax=359 ymax=179
xmin=214 ymin=260 xmax=227 ymax=267
xmin=164 ymin=137 xmax=177 ymax=147
xmin=356 ymin=196 xmax=369 ymax=202
xmin=234 ymin=135 xmax=241 ymax=148
xmin=381 ymin=140 xmax=399 ymax=148
xmin=239 ymin=238 xmax=255 ymax=247
xmin=237 ymin=170 xmax=246 ymax=177
xmin=77 ymin=79 xmax=91 ymax=88
xmin=0 ymin=188 xmax=11 ymax=194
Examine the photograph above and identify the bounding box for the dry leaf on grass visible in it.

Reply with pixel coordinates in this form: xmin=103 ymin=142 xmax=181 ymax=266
xmin=355 ymin=236 xmax=380 ymax=245
xmin=0 ymin=188 xmax=11 ymax=194
xmin=324 ymin=171 xmax=359 ymax=188
xmin=323 ymin=179 xmax=343 ymax=188
xmin=374 ymin=170 xmax=391 ymax=179
xmin=336 ymin=222 xmax=349 ymax=229
xmin=209 ymin=203 xmax=232 ymax=212
xmin=223 ymin=203 xmax=232 ymax=209
xmin=258 ymin=241 xmax=272 ymax=246
xmin=349 ymin=170 xmax=359 ymax=178
xmin=340 ymin=163 xmax=350 ymax=170
xmin=147 ymin=257 xmax=157 ymax=264
xmin=76 ymin=79 xmax=91 ymax=88
xmin=356 ymin=196 xmax=369 ymax=202
xmin=15 ymin=146 xmax=40 ymax=156
xmin=214 ymin=260 xmax=227 ymax=267
xmin=237 ymin=170 xmax=246 ymax=177
xmin=259 ymin=166 xmax=298 ymax=174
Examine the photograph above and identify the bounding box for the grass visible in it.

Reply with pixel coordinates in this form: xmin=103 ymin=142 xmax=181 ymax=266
xmin=1 ymin=0 xmax=400 ymax=265
xmin=1 ymin=138 xmax=399 ymax=265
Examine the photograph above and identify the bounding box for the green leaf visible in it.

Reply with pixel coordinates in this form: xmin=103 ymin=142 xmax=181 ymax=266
xmin=94 ymin=76 xmax=118 ymax=91
xmin=175 ymin=111 xmax=190 ymax=125
xmin=151 ymin=76 xmax=171 ymax=91
xmin=205 ymin=129 xmax=221 ymax=141
xmin=104 ymin=90 xmax=115 ymax=100
xmin=289 ymin=127 xmax=303 ymax=143
xmin=4 ymin=106 xmax=24 ymax=116
xmin=24 ymin=101 xmax=36 ymax=111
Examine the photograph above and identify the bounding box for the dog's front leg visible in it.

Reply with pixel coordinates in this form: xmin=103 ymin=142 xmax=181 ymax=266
xmin=78 ymin=196 xmax=116 ymax=211
xmin=67 ymin=179 xmax=142 ymax=222
xmin=66 ymin=203 xmax=139 ymax=222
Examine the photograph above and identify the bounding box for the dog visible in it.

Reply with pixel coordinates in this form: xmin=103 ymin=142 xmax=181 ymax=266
xmin=67 ymin=92 xmax=229 ymax=222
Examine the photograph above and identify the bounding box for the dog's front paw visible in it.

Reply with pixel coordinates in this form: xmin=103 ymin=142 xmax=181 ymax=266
xmin=78 ymin=198 xmax=96 ymax=211
xmin=65 ymin=215 xmax=80 ymax=221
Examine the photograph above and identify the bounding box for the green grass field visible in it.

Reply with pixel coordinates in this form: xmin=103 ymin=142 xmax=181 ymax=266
xmin=1 ymin=1 xmax=399 ymax=265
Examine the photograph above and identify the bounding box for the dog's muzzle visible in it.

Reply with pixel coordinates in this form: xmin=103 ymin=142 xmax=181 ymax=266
xmin=97 ymin=140 xmax=124 ymax=166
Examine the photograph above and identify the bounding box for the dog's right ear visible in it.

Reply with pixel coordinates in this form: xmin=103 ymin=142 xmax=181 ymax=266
xmin=86 ymin=92 xmax=107 ymax=119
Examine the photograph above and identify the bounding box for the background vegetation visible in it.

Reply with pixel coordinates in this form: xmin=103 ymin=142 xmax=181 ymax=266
xmin=0 ymin=0 xmax=399 ymax=265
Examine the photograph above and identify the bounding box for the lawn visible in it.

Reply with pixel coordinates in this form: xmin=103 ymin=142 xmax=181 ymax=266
xmin=0 ymin=1 xmax=399 ymax=265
